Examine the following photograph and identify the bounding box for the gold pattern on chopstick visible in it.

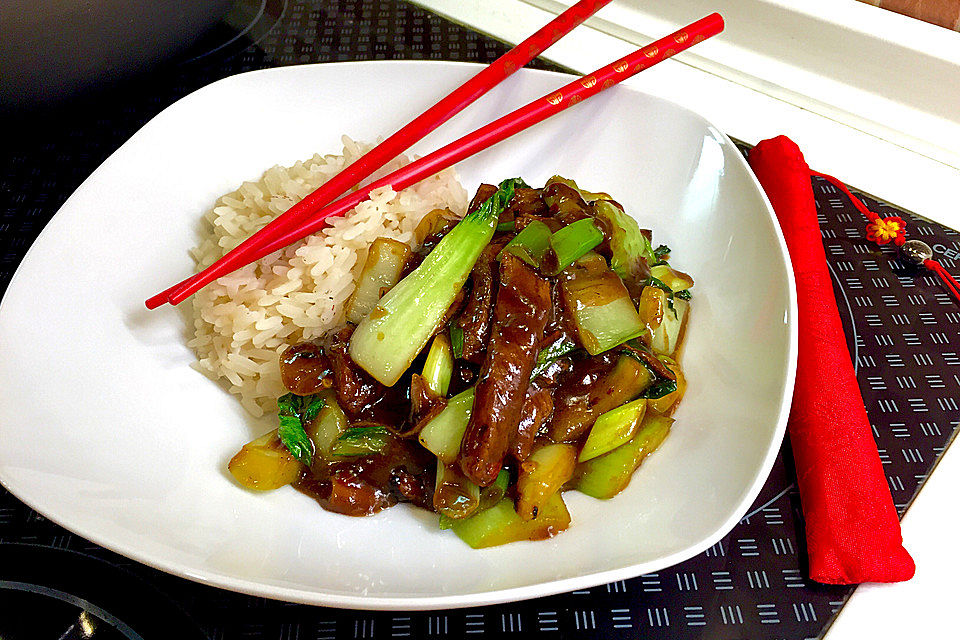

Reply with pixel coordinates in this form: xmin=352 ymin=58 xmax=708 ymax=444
xmin=674 ymin=31 xmax=689 ymax=44
xmin=580 ymin=76 xmax=597 ymax=88
xmin=614 ymin=62 xmax=629 ymax=73
xmin=664 ymin=48 xmax=676 ymax=57
xmin=644 ymin=46 xmax=659 ymax=58
xmin=547 ymin=92 xmax=563 ymax=106
xmin=602 ymin=79 xmax=614 ymax=89
xmin=569 ymin=95 xmax=582 ymax=105
xmin=692 ymin=34 xmax=705 ymax=44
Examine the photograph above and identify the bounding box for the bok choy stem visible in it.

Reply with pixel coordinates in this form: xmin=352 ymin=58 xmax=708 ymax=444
xmin=349 ymin=178 xmax=525 ymax=385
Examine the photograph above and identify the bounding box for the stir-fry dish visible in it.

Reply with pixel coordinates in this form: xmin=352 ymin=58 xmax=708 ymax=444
xmin=227 ymin=176 xmax=692 ymax=548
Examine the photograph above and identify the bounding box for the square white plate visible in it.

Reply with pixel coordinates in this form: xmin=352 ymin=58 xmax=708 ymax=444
xmin=0 ymin=61 xmax=796 ymax=609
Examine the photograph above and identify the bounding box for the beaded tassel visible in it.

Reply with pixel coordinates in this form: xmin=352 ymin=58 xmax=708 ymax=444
xmin=811 ymin=171 xmax=960 ymax=304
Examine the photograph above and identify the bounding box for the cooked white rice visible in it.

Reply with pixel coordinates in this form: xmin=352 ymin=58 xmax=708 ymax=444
xmin=187 ymin=137 xmax=469 ymax=416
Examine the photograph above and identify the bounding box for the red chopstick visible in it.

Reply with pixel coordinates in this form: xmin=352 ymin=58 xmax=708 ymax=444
xmin=157 ymin=13 xmax=724 ymax=308
xmin=146 ymin=0 xmax=614 ymax=310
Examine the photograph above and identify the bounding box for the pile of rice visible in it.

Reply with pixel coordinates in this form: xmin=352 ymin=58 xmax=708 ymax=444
xmin=188 ymin=137 xmax=469 ymax=416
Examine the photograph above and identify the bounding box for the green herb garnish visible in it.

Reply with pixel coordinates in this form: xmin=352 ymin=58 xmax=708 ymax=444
xmin=644 ymin=276 xmax=673 ymax=295
xmin=642 ymin=379 xmax=678 ymax=399
xmin=450 ymin=324 xmax=465 ymax=360
xmin=276 ymin=393 xmax=324 ymax=466
xmin=531 ymin=336 xmax=578 ymax=378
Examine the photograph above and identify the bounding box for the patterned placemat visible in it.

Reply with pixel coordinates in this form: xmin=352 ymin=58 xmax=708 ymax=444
xmin=1 ymin=2 xmax=958 ymax=639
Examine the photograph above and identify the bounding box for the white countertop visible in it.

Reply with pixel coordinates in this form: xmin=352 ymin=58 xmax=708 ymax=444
xmin=414 ymin=1 xmax=960 ymax=636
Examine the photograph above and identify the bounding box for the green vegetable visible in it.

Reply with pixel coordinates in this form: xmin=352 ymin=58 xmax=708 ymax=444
xmin=228 ymin=429 xmax=304 ymax=491
xmin=449 ymin=493 xmax=571 ymax=548
xmin=439 ymin=469 xmax=508 ymax=530
xmin=648 ymin=359 xmax=686 ymax=415
xmin=516 ymin=444 xmax=578 ymax=521
xmin=449 ymin=325 xmax=464 ymax=360
xmin=496 ymin=220 xmax=516 ymax=232
xmin=675 ymin=289 xmax=692 ymax=300
xmin=500 ymin=220 xmax=552 ymax=268
xmin=349 ymin=178 xmax=524 ymax=385
xmin=653 ymin=244 xmax=671 ymax=263
xmin=642 ymin=378 xmax=678 ymax=400
xmin=560 ymin=253 xmax=645 ymax=355
xmin=579 ymin=398 xmax=647 ymax=462
xmin=344 ymin=237 xmax=410 ymax=324
xmin=331 ymin=426 xmax=392 ymax=457
xmin=645 ymin=276 xmax=673 ymax=295
xmin=572 ymin=414 xmax=672 ymax=499
xmin=531 ymin=335 xmax=578 ymax=379
xmin=276 ymin=393 xmax=324 ymax=466
xmin=592 ymin=200 xmax=656 ymax=281
xmin=301 ymin=396 xmax=325 ymax=422
xmin=649 ymin=264 xmax=694 ymax=294
xmin=544 ymin=175 xmax=611 ymax=202
xmin=650 ymin=296 xmax=688 ymax=356
xmin=422 ymin=334 xmax=453 ymax=396
xmin=544 ymin=218 xmax=604 ymax=275
xmin=305 ymin=389 xmax=348 ymax=461
xmin=418 ymin=387 xmax=475 ymax=463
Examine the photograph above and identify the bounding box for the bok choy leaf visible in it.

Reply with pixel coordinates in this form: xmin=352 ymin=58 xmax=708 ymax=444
xmin=349 ymin=178 xmax=525 ymax=386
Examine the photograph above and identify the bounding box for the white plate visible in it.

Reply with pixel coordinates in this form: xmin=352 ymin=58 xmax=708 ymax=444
xmin=0 ymin=61 xmax=796 ymax=609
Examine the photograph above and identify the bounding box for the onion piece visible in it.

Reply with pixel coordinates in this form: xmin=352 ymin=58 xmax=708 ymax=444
xmin=344 ymin=237 xmax=411 ymax=325
xmin=650 ymin=264 xmax=694 ymax=293
xmin=561 ymin=253 xmax=645 ymax=355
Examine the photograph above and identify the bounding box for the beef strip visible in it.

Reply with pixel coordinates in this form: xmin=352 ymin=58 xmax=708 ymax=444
xmin=510 ymin=383 xmax=554 ymax=463
xmin=456 ymin=243 xmax=500 ymax=364
xmin=459 ymin=253 xmax=551 ymax=486
xmin=542 ymin=182 xmax=592 ymax=226
xmin=296 ymin=438 xmax=434 ymax=516
xmin=468 ymin=183 xmax=499 ymax=213
xmin=278 ymin=341 xmax=334 ymax=395
xmin=502 ymin=187 xmax=548 ymax=221
xmin=325 ymin=326 xmax=406 ymax=424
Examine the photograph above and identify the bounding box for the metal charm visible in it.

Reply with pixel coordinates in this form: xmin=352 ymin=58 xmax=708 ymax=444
xmin=900 ymin=240 xmax=933 ymax=267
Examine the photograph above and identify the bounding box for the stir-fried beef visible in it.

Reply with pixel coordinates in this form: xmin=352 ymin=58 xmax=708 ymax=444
xmin=279 ymin=341 xmax=334 ymax=395
xmin=511 ymin=384 xmax=554 ymax=463
xmin=325 ymin=326 xmax=406 ymax=423
xmin=296 ymin=438 xmax=433 ymax=517
xmin=459 ymin=253 xmax=551 ymax=486
xmin=247 ymin=179 xmax=690 ymax=538
xmin=456 ymin=244 xmax=499 ymax=364
xmin=468 ymin=183 xmax=499 ymax=213
xmin=542 ymin=182 xmax=592 ymax=226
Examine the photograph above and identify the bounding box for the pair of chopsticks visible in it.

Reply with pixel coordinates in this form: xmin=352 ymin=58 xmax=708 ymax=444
xmin=146 ymin=5 xmax=724 ymax=309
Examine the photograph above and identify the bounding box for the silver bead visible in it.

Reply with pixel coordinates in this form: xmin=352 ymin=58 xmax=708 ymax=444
xmin=900 ymin=239 xmax=933 ymax=267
